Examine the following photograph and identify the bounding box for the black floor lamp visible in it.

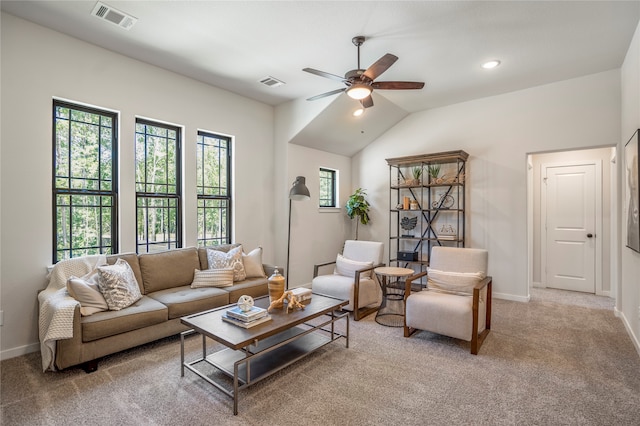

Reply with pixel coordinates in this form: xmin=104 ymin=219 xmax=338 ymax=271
xmin=286 ymin=176 xmax=310 ymax=289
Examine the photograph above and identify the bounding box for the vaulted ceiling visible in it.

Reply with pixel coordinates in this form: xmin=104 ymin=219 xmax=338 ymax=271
xmin=3 ymin=1 xmax=639 ymax=156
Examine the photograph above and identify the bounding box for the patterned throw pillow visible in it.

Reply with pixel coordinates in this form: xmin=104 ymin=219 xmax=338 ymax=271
xmin=207 ymin=245 xmax=246 ymax=281
xmin=190 ymin=268 xmax=234 ymax=288
xmin=97 ymin=258 xmax=142 ymax=310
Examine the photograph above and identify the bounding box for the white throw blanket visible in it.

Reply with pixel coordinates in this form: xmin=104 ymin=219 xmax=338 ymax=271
xmin=38 ymin=255 xmax=106 ymax=371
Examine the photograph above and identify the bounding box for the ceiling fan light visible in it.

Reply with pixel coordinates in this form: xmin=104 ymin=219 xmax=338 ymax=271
xmin=347 ymin=84 xmax=372 ymax=100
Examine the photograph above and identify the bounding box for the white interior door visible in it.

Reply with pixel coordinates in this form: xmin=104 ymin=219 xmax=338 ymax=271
xmin=543 ymin=163 xmax=599 ymax=293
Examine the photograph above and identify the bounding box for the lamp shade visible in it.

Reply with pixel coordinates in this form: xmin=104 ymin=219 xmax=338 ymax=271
xmin=290 ymin=176 xmax=310 ymax=200
xmin=346 ymin=83 xmax=372 ymax=100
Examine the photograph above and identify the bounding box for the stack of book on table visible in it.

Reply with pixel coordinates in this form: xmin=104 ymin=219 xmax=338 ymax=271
xmin=222 ymin=305 xmax=272 ymax=328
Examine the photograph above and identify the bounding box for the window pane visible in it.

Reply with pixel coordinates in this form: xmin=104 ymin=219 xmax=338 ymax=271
xmin=136 ymin=196 xmax=180 ymax=253
xmin=197 ymin=131 xmax=231 ymax=246
xmin=319 ymin=168 xmax=336 ymax=207
xmin=53 ymin=100 xmax=117 ymax=263
xmin=135 ymin=119 xmax=182 ymax=253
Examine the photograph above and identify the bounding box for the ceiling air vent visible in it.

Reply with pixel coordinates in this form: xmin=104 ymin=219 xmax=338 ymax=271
xmin=259 ymin=76 xmax=285 ymax=88
xmin=91 ymin=2 xmax=137 ymax=30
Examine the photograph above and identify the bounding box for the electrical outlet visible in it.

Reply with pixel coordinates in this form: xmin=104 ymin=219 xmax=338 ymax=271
xmin=0 ymin=310 xmax=3 ymax=326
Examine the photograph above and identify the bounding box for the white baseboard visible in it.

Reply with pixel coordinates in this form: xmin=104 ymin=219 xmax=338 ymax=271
xmin=494 ymin=292 xmax=531 ymax=303
xmin=615 ymin=307 xmax=640 ymax=358
xmin=1 ymin=341 xmax=40 ymax=361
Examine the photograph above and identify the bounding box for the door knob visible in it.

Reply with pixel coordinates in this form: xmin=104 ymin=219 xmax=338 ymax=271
xmin=587 ymin=233 xmax=594 ymax=238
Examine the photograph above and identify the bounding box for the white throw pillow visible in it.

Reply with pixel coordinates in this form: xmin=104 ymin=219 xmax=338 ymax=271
xmin=207 ymin=245 xmax=246 ymax=281
xmin=427 ymin=268 xmax=485 ymax=295
xmin=191 ymin=268 xmax=234 ymax=288
xmin=242 ymin=247 xmax=266 ymax=278
xmin=67 ymin=269 xmax=109 ymax=316
xmin=97 ymin=259 xmax=142 ymax=311
xmin=335 ymin=254 xmax=373 ymax=278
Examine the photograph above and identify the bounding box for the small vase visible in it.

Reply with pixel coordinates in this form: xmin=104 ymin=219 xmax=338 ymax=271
xmin=268 ymin=267 xmax=285 ymax=307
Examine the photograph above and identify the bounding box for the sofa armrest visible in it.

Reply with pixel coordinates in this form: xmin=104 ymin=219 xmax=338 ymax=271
xmin=54 ymin=305 xmax=84 ymax=370
xmin=262 ymin=264 xmax=279 ymax=278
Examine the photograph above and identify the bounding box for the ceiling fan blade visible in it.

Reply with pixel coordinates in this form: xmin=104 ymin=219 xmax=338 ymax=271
xmin=306 ymin=87 xmax=346 ymax=101
xmin=302 ymin=68 xmax=347 ymax=83
xmin=362 ymin=54 xmax=398 ymax=81
xmin=372 ymin=81 xmax=425 ymax=90
xmin=360 ymin=95 xmax=374 ymax=109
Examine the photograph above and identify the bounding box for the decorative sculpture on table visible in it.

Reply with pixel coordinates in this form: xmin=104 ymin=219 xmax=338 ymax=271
xmin=237 ymin=295 xmax=254 ymax=312
xmin=267 ymin=290 xmax=305 ymax=312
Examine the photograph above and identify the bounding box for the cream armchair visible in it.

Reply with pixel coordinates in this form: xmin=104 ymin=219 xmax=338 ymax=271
xmin=312 ymin=240 xmax=384 ymax=320
xmin=404 ymin=246 xmax=492 ymax=354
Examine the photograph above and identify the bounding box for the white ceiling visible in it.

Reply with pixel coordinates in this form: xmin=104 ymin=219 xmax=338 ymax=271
xmin=2 ymin=1 xmax=640 ymax=156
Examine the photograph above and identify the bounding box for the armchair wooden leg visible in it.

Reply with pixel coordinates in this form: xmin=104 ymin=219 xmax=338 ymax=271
xmin=354 ymin=305 xmax=378 ymax=321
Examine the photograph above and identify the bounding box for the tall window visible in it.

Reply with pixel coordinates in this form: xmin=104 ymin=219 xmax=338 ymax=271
xmin=319 ymin=168 xmax=337 ymax=208
xmin=196 ymin=131 xmax=231 ymax=246
xmin=53 ymin=100 xmax=118 ymax=263
xmin=135 ymin=119 xmax=182 ymax=253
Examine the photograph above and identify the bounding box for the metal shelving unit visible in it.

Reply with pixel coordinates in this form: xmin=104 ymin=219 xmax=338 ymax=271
xmin=386 ymin=150 xmax=468 ymax=276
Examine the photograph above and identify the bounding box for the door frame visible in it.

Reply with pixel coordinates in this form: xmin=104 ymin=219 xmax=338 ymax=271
xmin=540 ymin=160 xmax=603 ymax=295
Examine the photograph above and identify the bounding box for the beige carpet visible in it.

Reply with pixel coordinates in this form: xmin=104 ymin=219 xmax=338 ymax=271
xmin=2 ymin=288 xmax=639 ymax=425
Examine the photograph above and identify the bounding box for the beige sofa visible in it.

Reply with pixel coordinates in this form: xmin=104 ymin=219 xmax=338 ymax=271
xmin=54 ymin=245 xmax=273 ymax=371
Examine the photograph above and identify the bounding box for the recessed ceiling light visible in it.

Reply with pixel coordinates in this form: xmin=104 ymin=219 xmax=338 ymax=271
xmin=353 ymin=108 xmax=364 ymax=117
xmin=481 ymin=60 xmax=501 ymax=69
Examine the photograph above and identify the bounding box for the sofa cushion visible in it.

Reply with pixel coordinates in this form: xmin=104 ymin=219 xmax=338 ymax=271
xmin=198 ymin=244 xmax=241 ymax=269
xmin=147 ymin=285 xmax=229 ymax=319
xmin=97 ymin=259 xmax=142 ymax=310
xmin=207 ymin=245 xmax=246 ymax=281
xmin=223 ymin=277 xmax=269 ymax=304
xmin=191 ymin=268 xmax=234 ymax=288
xmin=138 ymin=247 xmax=200 ymax=294
xmin=243 ymin=247 xmax=266 ymax=278
xmin=81 ymin=296 xmax=168 ymax=342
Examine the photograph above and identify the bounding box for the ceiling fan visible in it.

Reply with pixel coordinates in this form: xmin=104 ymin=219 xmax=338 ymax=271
xmin=303 ymin=36 xmax=425 ymax=109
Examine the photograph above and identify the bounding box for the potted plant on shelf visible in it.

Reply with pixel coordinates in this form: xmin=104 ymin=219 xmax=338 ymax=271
xmin=411 ymin=166 xmax=422 ymax=185
xmin=346 ymin=188 xmax=371 ymax=240
xmin=428 ymin=164 xmax=441 ymax=184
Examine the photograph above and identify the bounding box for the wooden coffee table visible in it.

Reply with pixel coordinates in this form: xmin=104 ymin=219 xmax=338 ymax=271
xmin=180 ymin=293 xmax=349 ymax=415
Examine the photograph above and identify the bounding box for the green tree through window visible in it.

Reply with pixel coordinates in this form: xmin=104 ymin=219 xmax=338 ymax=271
xmin=135 ymin=119 xmax=182 ymax=253
xmin=197 ymin=131 xmax=231 ymax=246
xmin=52 ymin=100 xmax=118 ymax=262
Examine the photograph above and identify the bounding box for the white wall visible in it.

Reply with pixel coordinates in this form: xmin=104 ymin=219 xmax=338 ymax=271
xmin=352 ymin=70 xmax=621 ymax=301
xmin=0 ymin=13 xmax=275 ymax=359
xmin=286 ymin=144 xmax=352 ymax=287
xmin=620 ymin=20 xmax=640 ymax=351
xmin=274 ymin=100 xmax=353 ymax=290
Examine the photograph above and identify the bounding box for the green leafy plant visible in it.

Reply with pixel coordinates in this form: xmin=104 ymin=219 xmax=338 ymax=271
xmin=346 ymin=188 xmax=371 ymax=240
xmin=412 ymin=166 xmax=423 ymax=181
xmin=428 ymin=164 xmax=441 ymax=180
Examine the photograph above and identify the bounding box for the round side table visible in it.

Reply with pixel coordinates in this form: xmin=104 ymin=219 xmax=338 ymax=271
xmin=374 ymin=266 xmax=414 ymax=327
